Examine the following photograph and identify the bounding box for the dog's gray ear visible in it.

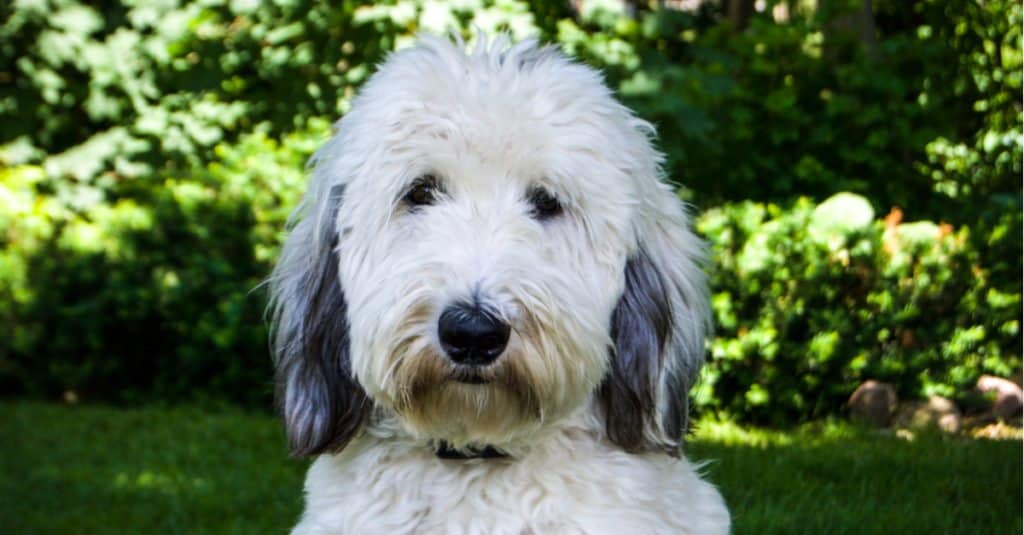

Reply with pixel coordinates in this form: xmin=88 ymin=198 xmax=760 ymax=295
xmin=600 ymin=216 xmax=709 ymax=456
xmin=269 ymin=185 xmax=370 ymax=457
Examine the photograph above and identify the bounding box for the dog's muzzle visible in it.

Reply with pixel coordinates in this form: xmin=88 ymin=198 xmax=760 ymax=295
xmin=437 ymin=304 xmax=510 ymax=368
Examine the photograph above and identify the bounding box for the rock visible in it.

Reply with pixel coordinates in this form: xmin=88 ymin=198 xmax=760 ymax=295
xmin=893 ymin=395 xmax=962 ymax=434
xmin=970 ymin=422 xmax=1024 ymax=440
xmin=848 ymin=380 xmax=897 ymax=427
xmin=976 ymin=374 xmax=1023 ymax=422
xmin=895 ymin=428 xmax=915 ymax=441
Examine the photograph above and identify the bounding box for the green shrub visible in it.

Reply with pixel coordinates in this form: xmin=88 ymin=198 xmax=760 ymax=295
xmin=0 ymin=120 xmax=328 ymax=405
xmin=0 ymin=0 xmax=555 ymax=179
xmin=694 ymin=193 xmax=1021 ymax=423
xmin=0 ymin=1 xmax=1019 ymax=420
xmin=559 ymin=1 xmax=1022 ymax=218
xmin=7 ymin=1 xmax=1019 ymax=219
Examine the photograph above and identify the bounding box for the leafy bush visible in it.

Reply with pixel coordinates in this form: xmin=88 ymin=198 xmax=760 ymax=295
xmin=0 ymin=121 xmax=327 ymax=405
xmin=559 ymin=1 xmax=1022 ymax=217
xmin=0 ymin=1 xmax=1020 ymax=421
xmin=0 ymin=0 xmax=552 ymax=179
xmin=694 ymin=193 xmax=1021 ymax=423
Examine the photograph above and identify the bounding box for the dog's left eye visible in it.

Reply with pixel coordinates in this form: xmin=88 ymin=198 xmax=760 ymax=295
xmin=404 ymin=175 xmax=440 ymax=207
xmin=527 ymin=187 xmax=562 ymax=220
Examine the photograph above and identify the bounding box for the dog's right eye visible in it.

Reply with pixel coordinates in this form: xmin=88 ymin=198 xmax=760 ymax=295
xmin=403 ymin=175 xmax=440 ymax=207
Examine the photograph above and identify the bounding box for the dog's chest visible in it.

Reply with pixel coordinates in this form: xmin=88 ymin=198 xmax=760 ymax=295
xmin=294 ymin=441 xmax=729 ymax=534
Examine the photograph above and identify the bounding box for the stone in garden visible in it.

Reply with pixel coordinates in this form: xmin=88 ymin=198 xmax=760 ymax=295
xmin=61 ymin=390 xmax=79 ymax=405
xmin=848 ymin=380 xmax=897 ymax=427
xmin=970 ymin=422 xmax=1024 ymax=440
xmin=976 ymin=375 xmax=1023 ymax=422
xmin=893 ymin=395 xmax=962 ymax=434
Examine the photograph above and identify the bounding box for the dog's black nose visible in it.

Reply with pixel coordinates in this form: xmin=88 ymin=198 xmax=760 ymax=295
xmin=437 ymin=305 xmax=510 ymax=366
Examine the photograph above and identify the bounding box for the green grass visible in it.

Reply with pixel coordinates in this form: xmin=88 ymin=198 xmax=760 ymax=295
xmin=688 ymin=421 xmax=1022 ymax=534
xmin=2 ymin=402 xmax=306 ymax=534
xmin=2 ymin=402 xmax=1020 ymax=534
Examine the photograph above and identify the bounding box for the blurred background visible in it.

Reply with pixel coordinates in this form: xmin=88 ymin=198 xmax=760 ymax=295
xmin=2 ymin=0 xmax=1020 ymax=421
xmin=0 ymin=0 xmax=1021 ymax=532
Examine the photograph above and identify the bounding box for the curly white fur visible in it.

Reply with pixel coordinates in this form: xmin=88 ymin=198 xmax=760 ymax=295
xmin=269 ymin=34 xmax=729 ymax=534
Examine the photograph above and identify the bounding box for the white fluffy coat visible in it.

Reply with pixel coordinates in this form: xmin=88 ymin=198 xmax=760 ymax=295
xmin=269 ymin=34 xmax=730 ymax=534
xmin=296 ymin=407 xmax=728 ymax=534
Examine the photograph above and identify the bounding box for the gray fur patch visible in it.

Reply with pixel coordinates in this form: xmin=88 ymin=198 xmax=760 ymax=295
xmin=599 ymin=246 xmax=690 ymax=455
xmin=271 ymin=185 xmax=370 ymax=456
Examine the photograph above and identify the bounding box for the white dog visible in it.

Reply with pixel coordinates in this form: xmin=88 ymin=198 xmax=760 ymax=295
xmin=269 ymin=34 xmax=730 ymax=534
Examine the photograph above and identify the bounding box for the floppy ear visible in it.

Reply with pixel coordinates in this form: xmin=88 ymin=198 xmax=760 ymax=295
xmin=268 ymin=182 xmax=370 ymax=457
xmin=599 ymin=203 xmax=709 ymax=456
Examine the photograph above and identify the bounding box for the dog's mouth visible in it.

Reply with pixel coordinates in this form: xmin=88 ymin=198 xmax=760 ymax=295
xmin=451 ymin=370 xmax=491 ymax=385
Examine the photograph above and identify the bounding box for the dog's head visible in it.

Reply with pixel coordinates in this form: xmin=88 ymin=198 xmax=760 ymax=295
xmin=269 ymin=35 xmax=709 ymax=457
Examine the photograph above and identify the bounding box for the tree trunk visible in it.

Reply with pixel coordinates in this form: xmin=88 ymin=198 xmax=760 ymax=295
xmin=726 ymin=0 xmax=755 ymax=31
xmin=819 ymin=0 xmax=881 ymax=60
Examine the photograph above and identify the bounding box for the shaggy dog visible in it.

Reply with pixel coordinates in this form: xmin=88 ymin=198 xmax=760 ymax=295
xmin=268 ymin=35 xmax=730 ymax=534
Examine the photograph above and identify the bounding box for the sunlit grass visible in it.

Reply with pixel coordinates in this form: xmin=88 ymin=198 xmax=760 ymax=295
xmin=688 ymin=418 xmax=1022 ymax=534
xmin=2 ymin=402 xmax=1019 ymax=534
xmin=1 ymin=402 xmax=306 ymax=534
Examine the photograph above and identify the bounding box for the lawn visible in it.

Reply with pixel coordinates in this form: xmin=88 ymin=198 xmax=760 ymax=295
xmin=2 ymin=402 xmax=1020 ymax=534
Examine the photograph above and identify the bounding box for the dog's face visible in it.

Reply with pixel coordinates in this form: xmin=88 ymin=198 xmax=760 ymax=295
xmin=270 ymin=37 xmax=708 ymax=456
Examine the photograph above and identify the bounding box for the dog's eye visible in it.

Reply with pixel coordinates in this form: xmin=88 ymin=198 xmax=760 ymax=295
xmin=527 ymin=187 xmax=562 ymax=220
xmin=404 ymin=175 xmax=440 ymax=207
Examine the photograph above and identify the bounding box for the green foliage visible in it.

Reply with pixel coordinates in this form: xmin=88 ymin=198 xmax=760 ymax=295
xmin=0 ymin=0 xmax=555 ymax=177
xmin=0 ymin=121 xmax=327 ymax=404
xmin=0 ymin=1 xmax=1020 ymax=420
xmin=559 ymin=0 xmax=1022 ymax=218
xmin=695 ymin=193 xmax=1021 ymax=423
